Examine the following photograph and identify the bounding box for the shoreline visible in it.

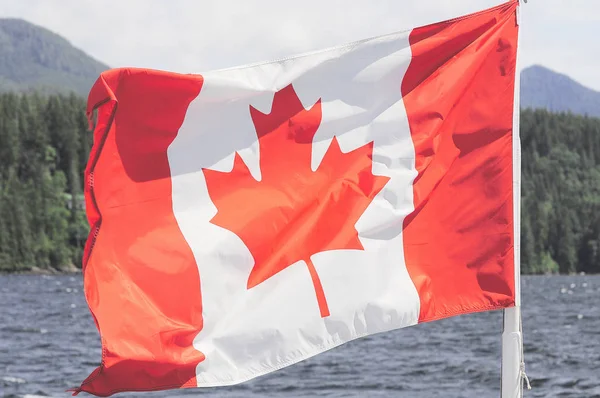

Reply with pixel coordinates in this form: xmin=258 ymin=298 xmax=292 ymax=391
xmin=0 ymin=266 xmax=82 ymax=276
xmin=0 ymin=269 xmax=595 ymax=276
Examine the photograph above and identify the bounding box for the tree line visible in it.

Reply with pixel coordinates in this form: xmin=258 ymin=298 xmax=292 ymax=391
xmin=0 ymin=93 xmax=598 ymax=274
xmin=0 ymin=93 xmax=90 ymax=272
xmin=520 ymin=109 xmax=600 ymax=274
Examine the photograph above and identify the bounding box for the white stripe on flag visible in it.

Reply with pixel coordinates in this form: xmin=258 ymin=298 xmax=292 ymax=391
xmin=168 ymin=29 xmax=421 ymax=386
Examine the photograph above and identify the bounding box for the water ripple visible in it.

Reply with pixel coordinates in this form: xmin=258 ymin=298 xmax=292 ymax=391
xmin=0 ymin=274 xmax=598 ymax=397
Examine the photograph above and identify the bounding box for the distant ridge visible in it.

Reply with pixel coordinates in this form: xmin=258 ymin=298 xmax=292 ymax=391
xmin=0 ymin=18 xmax=108 ymax=97
xmin=1 ymin=17 xmax=600 ymax=117
xmin=521 ymin=65 xmax=600 ymax=118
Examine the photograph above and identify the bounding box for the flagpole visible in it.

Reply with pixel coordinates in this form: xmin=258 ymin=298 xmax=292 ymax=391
xmin=501 ymin=1 xmax=528 ymax=397
xmin=501 ymin=307 xmax=525 ymax=397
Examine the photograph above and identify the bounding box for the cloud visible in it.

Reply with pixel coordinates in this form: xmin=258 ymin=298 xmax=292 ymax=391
xmin=1 ymin=0 xmax=599 ymax=90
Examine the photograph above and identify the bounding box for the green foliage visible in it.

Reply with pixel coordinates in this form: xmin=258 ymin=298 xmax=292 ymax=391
xmin=0 ymin=92 xmax=89 ymax=271
xmin=520 ymin=109 xmax=600 ymax=274
xmin=0 ymin=93 xmax=598 ymax=274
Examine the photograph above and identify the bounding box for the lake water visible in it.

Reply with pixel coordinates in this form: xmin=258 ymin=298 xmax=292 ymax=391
xmin=1 ymin=275 xmax=598 ymax=398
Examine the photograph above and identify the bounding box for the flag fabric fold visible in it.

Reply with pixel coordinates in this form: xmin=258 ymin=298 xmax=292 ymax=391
xmin=77 ymin=1 xmax=520 ymax=395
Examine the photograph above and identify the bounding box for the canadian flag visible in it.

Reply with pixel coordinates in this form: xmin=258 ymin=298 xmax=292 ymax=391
xmin=77 ymin=1 xmax=520 ymax=396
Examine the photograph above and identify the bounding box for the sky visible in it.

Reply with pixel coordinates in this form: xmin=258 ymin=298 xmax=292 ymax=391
xmin=2 ymin=0 xmax=599 ymax=90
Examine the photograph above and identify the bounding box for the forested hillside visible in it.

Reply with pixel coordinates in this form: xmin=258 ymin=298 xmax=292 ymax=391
xmin=0 ymin=94 xmax=599 ymax=274
xmin=520 ymin=109 xmax=600 ymax=274
xmin=0 ymin=19 xmax=108 ymax=96
xmin=0 ymin=93 xmax=90 ymax=271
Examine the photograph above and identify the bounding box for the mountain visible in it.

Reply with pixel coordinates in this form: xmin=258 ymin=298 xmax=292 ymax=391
xmin=1 ymin=17 xmax=600 ymax=116
xmin=0 ymin=18 xmax=108 ymax=97
xmin=521 ymin=65 xmax=600 ymax=118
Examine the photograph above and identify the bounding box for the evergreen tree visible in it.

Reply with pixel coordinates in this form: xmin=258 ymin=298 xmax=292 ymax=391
xmin=0 ymin=94 xmax=599 ymax=274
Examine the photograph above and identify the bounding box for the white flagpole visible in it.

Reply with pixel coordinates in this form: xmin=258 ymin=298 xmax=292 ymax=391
xmin=501 ymin=1 xmax=529 ymax=397
xmin=502 ymin=307 xmax=526 ymax=397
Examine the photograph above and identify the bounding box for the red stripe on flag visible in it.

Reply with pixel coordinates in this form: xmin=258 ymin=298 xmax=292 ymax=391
xmin=401 ymin=1 xmax=519 ymax=323
xmin=77 ymin=69 xmax=205 ymax=396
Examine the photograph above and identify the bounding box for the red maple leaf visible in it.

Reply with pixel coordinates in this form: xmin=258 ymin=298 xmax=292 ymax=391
xmin=202 ymin=84 xmax=390 ymax=318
